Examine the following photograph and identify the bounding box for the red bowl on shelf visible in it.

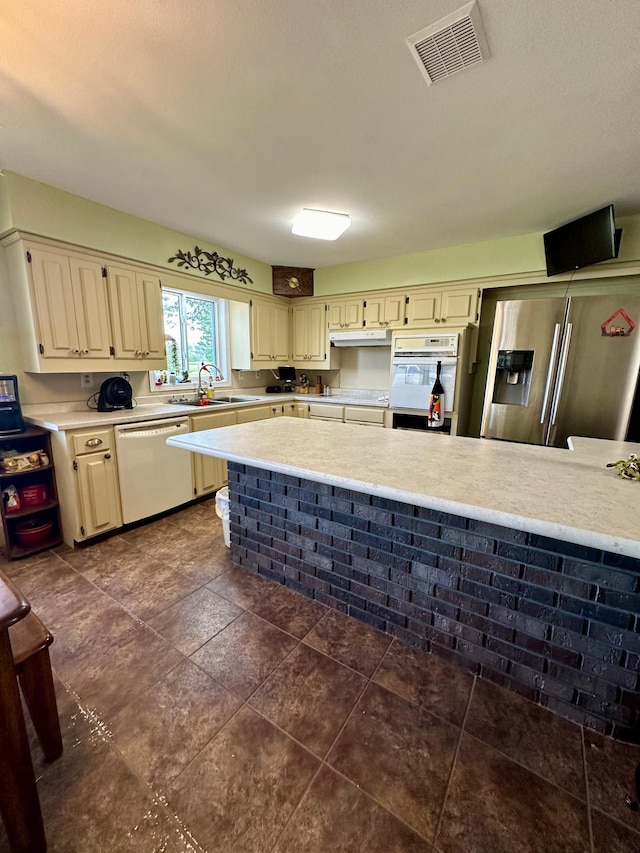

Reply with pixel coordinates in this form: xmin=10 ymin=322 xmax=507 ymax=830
xmin=15 ymin=518 xmax=53 ymax=548
xmin=19 ymin=483 xmax=48 ymax=507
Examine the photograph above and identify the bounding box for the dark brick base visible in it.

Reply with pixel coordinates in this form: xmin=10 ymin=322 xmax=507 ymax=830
xmin=227 ymin=462 xmax=640 ymax=741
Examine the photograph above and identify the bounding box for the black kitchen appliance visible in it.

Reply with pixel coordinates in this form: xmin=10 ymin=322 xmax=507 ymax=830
xmin=278 ymin=366 xmax=296 ymax=391
xmin=0 ymin=375 xmax=26 ymax=435
xmin=97 ymin=377 xmax=133 ymax=412
xmin=265 ymin=385 xmax=282 ymax=393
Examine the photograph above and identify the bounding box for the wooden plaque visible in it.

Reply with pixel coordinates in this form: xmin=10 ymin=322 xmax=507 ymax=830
xmin=272 ymin=266 xmax=314 ymax=298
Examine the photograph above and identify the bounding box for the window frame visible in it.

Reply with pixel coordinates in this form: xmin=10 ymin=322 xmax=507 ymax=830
xmin=148 ymin=286 xmax=231 ymax=394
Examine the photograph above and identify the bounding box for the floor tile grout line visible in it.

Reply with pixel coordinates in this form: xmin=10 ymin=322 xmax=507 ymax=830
xmin=432 ymin=674 xmax=476 ymax=849
xmin=581 ymin=726 xmax=595 ymax=853
xmin=266 ymin=630 xmax=435 ymax=851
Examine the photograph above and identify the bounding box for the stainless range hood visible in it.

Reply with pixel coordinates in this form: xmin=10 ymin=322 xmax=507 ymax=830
xmin=329 ymin=329 xmax=392 ymax=347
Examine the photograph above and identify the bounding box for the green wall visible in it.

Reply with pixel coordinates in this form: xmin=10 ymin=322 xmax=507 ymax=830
xmin=3 ymin=170 xmax=640 ymax=300
xmin=0 ymin=172 xmax=273 ymax=295
xmin=315 ymin=215 xmax=640 ymax=296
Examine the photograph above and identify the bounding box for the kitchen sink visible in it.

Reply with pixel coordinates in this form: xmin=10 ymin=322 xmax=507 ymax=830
xmin=166 ymin=396 xmax=259 ymax=407
xmin=213 ymin=396 xmax=259 ymax=402
xmin=166 ymin=399 xmax=227 ymax=407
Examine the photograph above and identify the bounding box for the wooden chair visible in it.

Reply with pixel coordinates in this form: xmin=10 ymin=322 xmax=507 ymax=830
xmin=0 ymin=569 xmax=63 ymax=852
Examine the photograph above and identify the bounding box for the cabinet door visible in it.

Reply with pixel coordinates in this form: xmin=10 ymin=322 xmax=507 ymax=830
xmin=136 ymin=272 xmax=165 ymax=359
xmin=307 ymin=303 xmax=326 ymax=360
xmin=296 ymin=402 xmax=309 ymax=419
xmin=440 ymin=289 xmax=478 ymax=324
xmin=236 ymin=405 xmax=272 ymax=423
xmin=328 ymin=299 xmax=363 ymax=329
xmin=273 ymin=303 xmax=290 ymax=360
xmin=327 ymin=301 xmax=345 ymax=330
xmin=75 ymin=452 xmax=122 ymax=538
xmin=191 ymin=411 xmax=235 ymax=495
xmin=69 ymin=257 xmax=112 ymax=358
xmin=343 ymin=299 xmax=364 ymax=328
xmin=270 ymin=405 xmax=285 ymax=417
xmin=29 ymin=247 xmax=80 ymax=358
xmin=283 ymin=402 xmax=298 ymax=417
xmin=364 ymin=295 xmax=404 ymax=328
xmin=291 ymin=304 xmax=309 ymax=361
xmin=251 ymin=300 xmax=290 ymax=363
xmin=107 ymin=265 xmax=143 ymax=358
xmin=405 ymin=291 xmax=441 ymax=327
xmin=250 ymin=300 xmax=275 ymax=360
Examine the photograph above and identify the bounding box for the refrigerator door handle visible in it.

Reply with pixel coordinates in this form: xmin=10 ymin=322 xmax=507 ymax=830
xmin=540 ymin=323 xmax=562 ymax=424
xmin=550 ymin=323 xmax=573 ymax=426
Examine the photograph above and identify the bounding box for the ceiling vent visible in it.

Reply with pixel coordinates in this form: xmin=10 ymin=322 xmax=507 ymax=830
xmin=406 ymin=1 xmax=490 ymax=86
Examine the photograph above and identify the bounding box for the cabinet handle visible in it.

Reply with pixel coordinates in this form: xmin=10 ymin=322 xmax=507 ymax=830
xmin=82 ymin=348 xmax=89 ymax=354
xmin=85 ymin=438 xmax=103 ymax=447
xmin=434 ymin=318 xmax=441 ymax=323
xmin=144 ymin=350 xmax=150 ymax=356
xmin=104 ymin=453 xmax=111 ymax=460
xmin=72 ymin=348 xmax=80 ymax=354
xmin=441 ymin=317 xmax=447 ymax=322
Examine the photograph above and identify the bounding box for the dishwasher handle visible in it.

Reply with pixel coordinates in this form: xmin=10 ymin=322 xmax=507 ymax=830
xmin=116 ymin=420 xmax=189 ymax=439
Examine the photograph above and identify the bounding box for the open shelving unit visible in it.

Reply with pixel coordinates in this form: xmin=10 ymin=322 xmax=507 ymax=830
xmin=0 ymin=426 xmax=63 ymax=560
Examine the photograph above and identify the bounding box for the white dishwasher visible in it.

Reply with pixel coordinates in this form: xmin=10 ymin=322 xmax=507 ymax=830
xmin=114 ymin=418 xmax=194 ymax=524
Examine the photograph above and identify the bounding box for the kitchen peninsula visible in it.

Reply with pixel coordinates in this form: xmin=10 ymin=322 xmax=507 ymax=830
xmin=168 ymin=419 xmax=640 ymax=741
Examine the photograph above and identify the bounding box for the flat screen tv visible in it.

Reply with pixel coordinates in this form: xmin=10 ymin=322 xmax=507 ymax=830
xmin=543 ymin=205 xmax=618 ymax=277
xmin=277 ymin=366 xmax=297 ymax=381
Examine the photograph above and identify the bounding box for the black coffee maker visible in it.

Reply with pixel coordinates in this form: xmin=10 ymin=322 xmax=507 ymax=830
xmin=0 ymin=375 xmax=26 ymax=435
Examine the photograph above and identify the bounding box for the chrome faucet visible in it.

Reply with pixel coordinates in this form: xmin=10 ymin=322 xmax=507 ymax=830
xmin=197 ymin=362 xmax=224 ymax=399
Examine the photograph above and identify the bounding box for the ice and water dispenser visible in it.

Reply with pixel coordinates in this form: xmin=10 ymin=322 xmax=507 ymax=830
xmin=491 ymin=350 xmax=534 ymax=407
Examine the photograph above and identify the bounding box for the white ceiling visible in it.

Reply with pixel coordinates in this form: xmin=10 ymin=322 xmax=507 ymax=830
xmin=1 ymin=0 xmax=639 ymax=269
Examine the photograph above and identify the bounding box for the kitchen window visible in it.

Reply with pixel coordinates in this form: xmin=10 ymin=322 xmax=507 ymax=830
xmin=150 ymin=287 xmax=230 ymax=390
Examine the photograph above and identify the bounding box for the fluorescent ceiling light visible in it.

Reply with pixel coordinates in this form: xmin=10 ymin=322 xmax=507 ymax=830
xmin=291 ymin=208 xmax=351 ymax=240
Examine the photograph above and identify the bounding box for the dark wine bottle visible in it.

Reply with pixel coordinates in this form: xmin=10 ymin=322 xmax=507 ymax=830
xmin=427 ymin=361 xmax=445 ymax=428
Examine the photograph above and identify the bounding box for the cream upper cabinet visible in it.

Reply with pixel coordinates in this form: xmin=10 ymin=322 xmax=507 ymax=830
xmin=190 ymin=411 xmax=235 ymax=495
xmin=106 ymin=264 xmax=165 ymax=364
xmin=327 ymin=298 xmax=364 ymax=330
xmin=292 ymin=302 xmax=327 ymax=362
xmin=28 ymin=246 xmax=112 ymax=361
xmin=250 ymin=298 xmax=290 ymax=365
xmin=363 ymin=294 xmax=406 ymax=329
xmin=405 ymin=287 xmax=479 ymax=328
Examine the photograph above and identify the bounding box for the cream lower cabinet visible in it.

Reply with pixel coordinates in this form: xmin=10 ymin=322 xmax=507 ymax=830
xmin=51 ymin=426 xmax=122 ymax=544
xmin=191 ymin=411 xmax=236 ymax=496
xmin=236 ymin=405 xmax=273 ymax=423
xmin=268 ymin=401 xmax=298 ymax=417
xmin=250 ymin=298 xmax=290 ymax=366
xmin=405 ymin=287 xmax=480 ymax=327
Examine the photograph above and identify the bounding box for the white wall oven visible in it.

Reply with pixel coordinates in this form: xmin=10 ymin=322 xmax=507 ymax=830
xmin=390 ymin=332 xmax=460 ymax=411
xmin=389 ymin=329 xmax=473 ymax=435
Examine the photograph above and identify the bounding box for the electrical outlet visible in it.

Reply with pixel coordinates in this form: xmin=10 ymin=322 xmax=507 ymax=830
xmin=255 ymin=371 xmax=261 ymax=379
xmin=238 ymin=370 xmax=244 ymax=380
xmin=80 ymin=373 xmax=93 ymax=388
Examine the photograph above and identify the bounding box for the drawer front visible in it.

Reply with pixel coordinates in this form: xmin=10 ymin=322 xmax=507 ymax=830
xmin=71 ymin=428 xmax=112 ymax=455
xmin=344 ymin=406 xmax=385 ymax=425
xmin=308 ymin=403 xmax=345 ymax=420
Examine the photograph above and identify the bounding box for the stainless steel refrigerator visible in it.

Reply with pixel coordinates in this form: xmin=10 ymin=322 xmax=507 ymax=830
xmin=480 ymin=294 xmax=640 ymax=447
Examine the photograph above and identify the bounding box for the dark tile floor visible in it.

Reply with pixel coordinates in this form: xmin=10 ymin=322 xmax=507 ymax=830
xmin=2 ymin=499 xmax=640 ymax=852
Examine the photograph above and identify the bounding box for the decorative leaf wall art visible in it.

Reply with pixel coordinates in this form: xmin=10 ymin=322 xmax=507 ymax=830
xmin=168 ymin=246 xmax=253 ymax=284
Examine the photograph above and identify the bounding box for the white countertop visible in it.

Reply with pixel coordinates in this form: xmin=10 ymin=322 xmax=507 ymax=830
xmin=167 ymin=418 xmax=640 ymax=559
xmin=23 ymin=392 xmax=388 ymax=431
